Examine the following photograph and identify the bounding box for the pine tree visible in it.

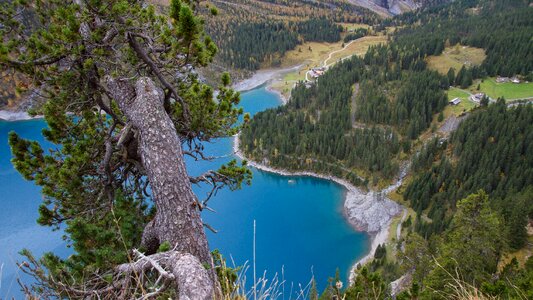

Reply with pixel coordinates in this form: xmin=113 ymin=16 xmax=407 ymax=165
xmin=447 ymin=68 xmax=455 ymax=86
xmin=425 ymin=191 xmax=505 ymax=295
xmin=1 ymin=0 xmax=251 ymax=298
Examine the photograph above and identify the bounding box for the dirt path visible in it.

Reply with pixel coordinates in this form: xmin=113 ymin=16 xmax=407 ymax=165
xmin=397 ymin=209 xmax=408 ymax=240
xmin=323 ymin=38 xmax=360 ymax=67
xmin=305 ymin=37 xmax=363 ymax=81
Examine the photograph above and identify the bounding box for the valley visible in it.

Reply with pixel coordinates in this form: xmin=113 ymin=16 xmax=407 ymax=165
xmin=0 ymin=0 xmax=532 ymax=299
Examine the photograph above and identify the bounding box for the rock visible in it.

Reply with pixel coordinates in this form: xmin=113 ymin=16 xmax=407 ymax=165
xmin=344 ymin=189 xmax=402 ymax=233
xmin=390 ymin=272 xmax=413 ymax=297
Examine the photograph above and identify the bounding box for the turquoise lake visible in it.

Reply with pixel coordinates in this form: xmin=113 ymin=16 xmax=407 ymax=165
xmin=0 ymin=86 xmax=369 ymax=298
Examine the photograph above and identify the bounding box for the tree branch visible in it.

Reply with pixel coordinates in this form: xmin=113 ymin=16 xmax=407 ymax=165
xmin=1 ymin=54 xmax=67 ymax=67
xmin=126 ymin=32 xmax=191 ymax=124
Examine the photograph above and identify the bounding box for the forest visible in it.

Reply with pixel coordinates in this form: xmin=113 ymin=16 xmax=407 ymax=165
xmin=242 ymin=0 xmax=533 ymax=182
xmin=209 ymin=18 xmax=342 ymax=70
xmin=242 ymin=1 xmax=533 ymax=298
xmin=386 ymin=0 xmax=533 ymax=78
xmin=240 ymin=51 xmax=453 ymax=184
xmin=405 ymin=101 xmax=533 ymax=243
xmin=200 ymin=0 xmax=379 ymax=71
xmin=343 ymin=28 xmax=369 ymax=43
xmin=240 ymin=24 xmax=452 ymax=186
xmin=240 ymin=56 xmax=405 ymax=185
xmin=383 ymin=102 xmax=533 ymax=300
xmin=354 ymin=69 xmax=448 ymax=138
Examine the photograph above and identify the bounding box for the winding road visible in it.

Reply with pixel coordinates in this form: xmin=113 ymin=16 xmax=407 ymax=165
xmin=305 ymin=38 xmax=363 ymax=81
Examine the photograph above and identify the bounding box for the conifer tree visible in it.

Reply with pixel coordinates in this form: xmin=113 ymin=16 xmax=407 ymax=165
xmin=424 ymin=191 xmax=504 ymax=295
xmin=1 ymin=0 xmax=251 ymax=298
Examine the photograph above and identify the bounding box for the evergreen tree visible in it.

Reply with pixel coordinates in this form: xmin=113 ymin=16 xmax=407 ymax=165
xmin=344 ymin=267 xmax=386 ymax=300
xmin=424 ymin=191 xmax=505 ymax=296
xmin=1 ymin=0 xmax=251 ymax=297
xmin=399 ymin=233 xmax=433 ymax=286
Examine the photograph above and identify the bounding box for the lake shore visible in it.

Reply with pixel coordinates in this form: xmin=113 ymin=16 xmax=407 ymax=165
xmin=233 ymin=64 xmax=302 ymax=98
xmin=265 ymin=84 xmax=288 ymax=104
xmin=232 ymin=133 xmax=403 ymax=283
xmin=1 ymin=64 xmax=301 ymax=121
xmin=0 ymin=110 xmax=42 ymax=121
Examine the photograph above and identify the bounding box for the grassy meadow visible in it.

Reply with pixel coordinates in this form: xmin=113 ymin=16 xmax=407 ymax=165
xmin=427 ymin=45 xmax=486 ymax=74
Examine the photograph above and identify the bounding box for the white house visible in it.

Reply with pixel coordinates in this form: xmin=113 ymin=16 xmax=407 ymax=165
xmin=449 ymin=98 xmax=461 ymax=105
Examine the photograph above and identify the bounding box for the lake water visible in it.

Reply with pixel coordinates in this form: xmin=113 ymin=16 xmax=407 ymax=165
xmin=0 ymin=86 xmax=369 ymax=298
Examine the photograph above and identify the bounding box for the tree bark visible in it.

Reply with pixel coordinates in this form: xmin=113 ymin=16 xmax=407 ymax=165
xmin=106 ymin=76 xmax=218 ymax=297
xmin=117 ymin=251 xmax=214 ymax=300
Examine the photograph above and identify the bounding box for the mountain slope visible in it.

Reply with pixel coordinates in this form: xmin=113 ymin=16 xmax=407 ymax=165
xmin=347 ymin=0 xmax=447 ymax=16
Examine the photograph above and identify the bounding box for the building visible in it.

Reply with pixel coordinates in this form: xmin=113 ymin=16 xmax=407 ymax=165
xmin=449 ymin=97 xmax=461 ymax=105
xmin=309 ymin=67 xmax=326 ymax=79
xmin=470 ymin=93 xmax=485 ymax=103
xmin=309 ymin=71 xmax=320 ymax=79
xmin=497 ymin=76 xmax=520 ymax=84
xmin=496 ymin=76 xmax=510 ymax=83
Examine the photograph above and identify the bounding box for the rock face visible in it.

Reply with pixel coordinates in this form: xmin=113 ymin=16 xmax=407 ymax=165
xmin=344 ymin=163 xmax=408 ymax=233
xmin=388 ymin=0 xmax=421 ymax=15
xmin=0 ymin=85 xmax=46 ymax=114
xmin=344 ymin=188 xmax=402 ymax=233
xmin=346 ymin=0 xmax=423 ymax=16
xmin=390 ymin=272 xmax=413 ymax=296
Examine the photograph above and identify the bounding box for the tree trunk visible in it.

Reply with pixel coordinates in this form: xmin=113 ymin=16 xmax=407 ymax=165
xmin=106 ymin=76 xmax=219 ymax=297
xmin=117 ymin=251 xmax=214 ymax=300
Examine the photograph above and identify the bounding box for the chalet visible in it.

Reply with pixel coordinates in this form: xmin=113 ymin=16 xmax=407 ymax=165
xmin=449 ymin=98 xmax=461 ymax=105
xmin=311 ymin=67 xmax=325 ymax=76
xmin=470 ymin=93 xmax=485 ymax=103
xmin=496 ymin=76 xmax=510 ymax=83
xmin=309 ymin=71 xmax=320 ymax=79
xmin=497 ymin=76 xmax=521 ymax=84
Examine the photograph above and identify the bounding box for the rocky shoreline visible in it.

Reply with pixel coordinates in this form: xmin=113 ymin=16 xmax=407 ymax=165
xmin=0 ymin=110 xmax=42 ymax=121
xmin=232 ymin=133 xmax=404 ymax=282
xmin=265 ymin=85 xmax=288 ymax=104
xmin=232 ymin=64 xmax=302 ymax=95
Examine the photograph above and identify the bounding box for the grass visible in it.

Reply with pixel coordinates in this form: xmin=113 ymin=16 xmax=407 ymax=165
xmin=279 ymin=41 xmax=343 ymax=69
xmin=383 ymin=207 xmax=416 ymax=265
xmin=269 ymin=80 xmax=295 ymax=100
xmin=498 ymin=231 xmax=533 ymax=271
xmin=328 ymin=35 xmax=387 ymax=64
xmin=269 ymin=33 xmax=389 ymax=99
xmin=337 ymin=22 xmax=370 ymax=32
xmin=469 ymin=78 xmax=533 ymax=100
xmin=444 ymin=88 xmax=477 ymax=117
xmin=430 ymin=262 xmax=500 ymax=300
xmin=426 ymin=45 xmax=486 ymax=75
